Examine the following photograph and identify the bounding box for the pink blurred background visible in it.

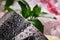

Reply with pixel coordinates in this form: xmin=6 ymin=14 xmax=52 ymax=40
xmin=36 ymin=0 xmax=60 ymax=38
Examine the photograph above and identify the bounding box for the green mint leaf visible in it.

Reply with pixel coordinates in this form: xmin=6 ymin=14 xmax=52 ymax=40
xmin=22 ymin=0 xmax=31 ymax=10
xmin=22 ymin=9 xmax=31 ymax=18
xmin=33 ymin=5 xmax=41 ymax=17
xmin=5 ymin=0 xmax=14 ymax=10
xmin=18 ymin=1 xmax=31 ymax=18
xmin=29 ymin=19 xmax=44 ymax=33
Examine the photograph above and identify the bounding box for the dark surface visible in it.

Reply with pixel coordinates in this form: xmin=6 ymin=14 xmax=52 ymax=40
xmin=0 ymin=12 xmax=30 ymax=40
xmin=23 ymin=36 xmax=35 ymax=40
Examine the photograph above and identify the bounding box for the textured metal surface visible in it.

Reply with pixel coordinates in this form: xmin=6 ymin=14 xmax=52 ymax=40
xmin=0 ymin=12 xmax=30 ymax=40
xmin=15 ymin=24 xmax=48 ymax=40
